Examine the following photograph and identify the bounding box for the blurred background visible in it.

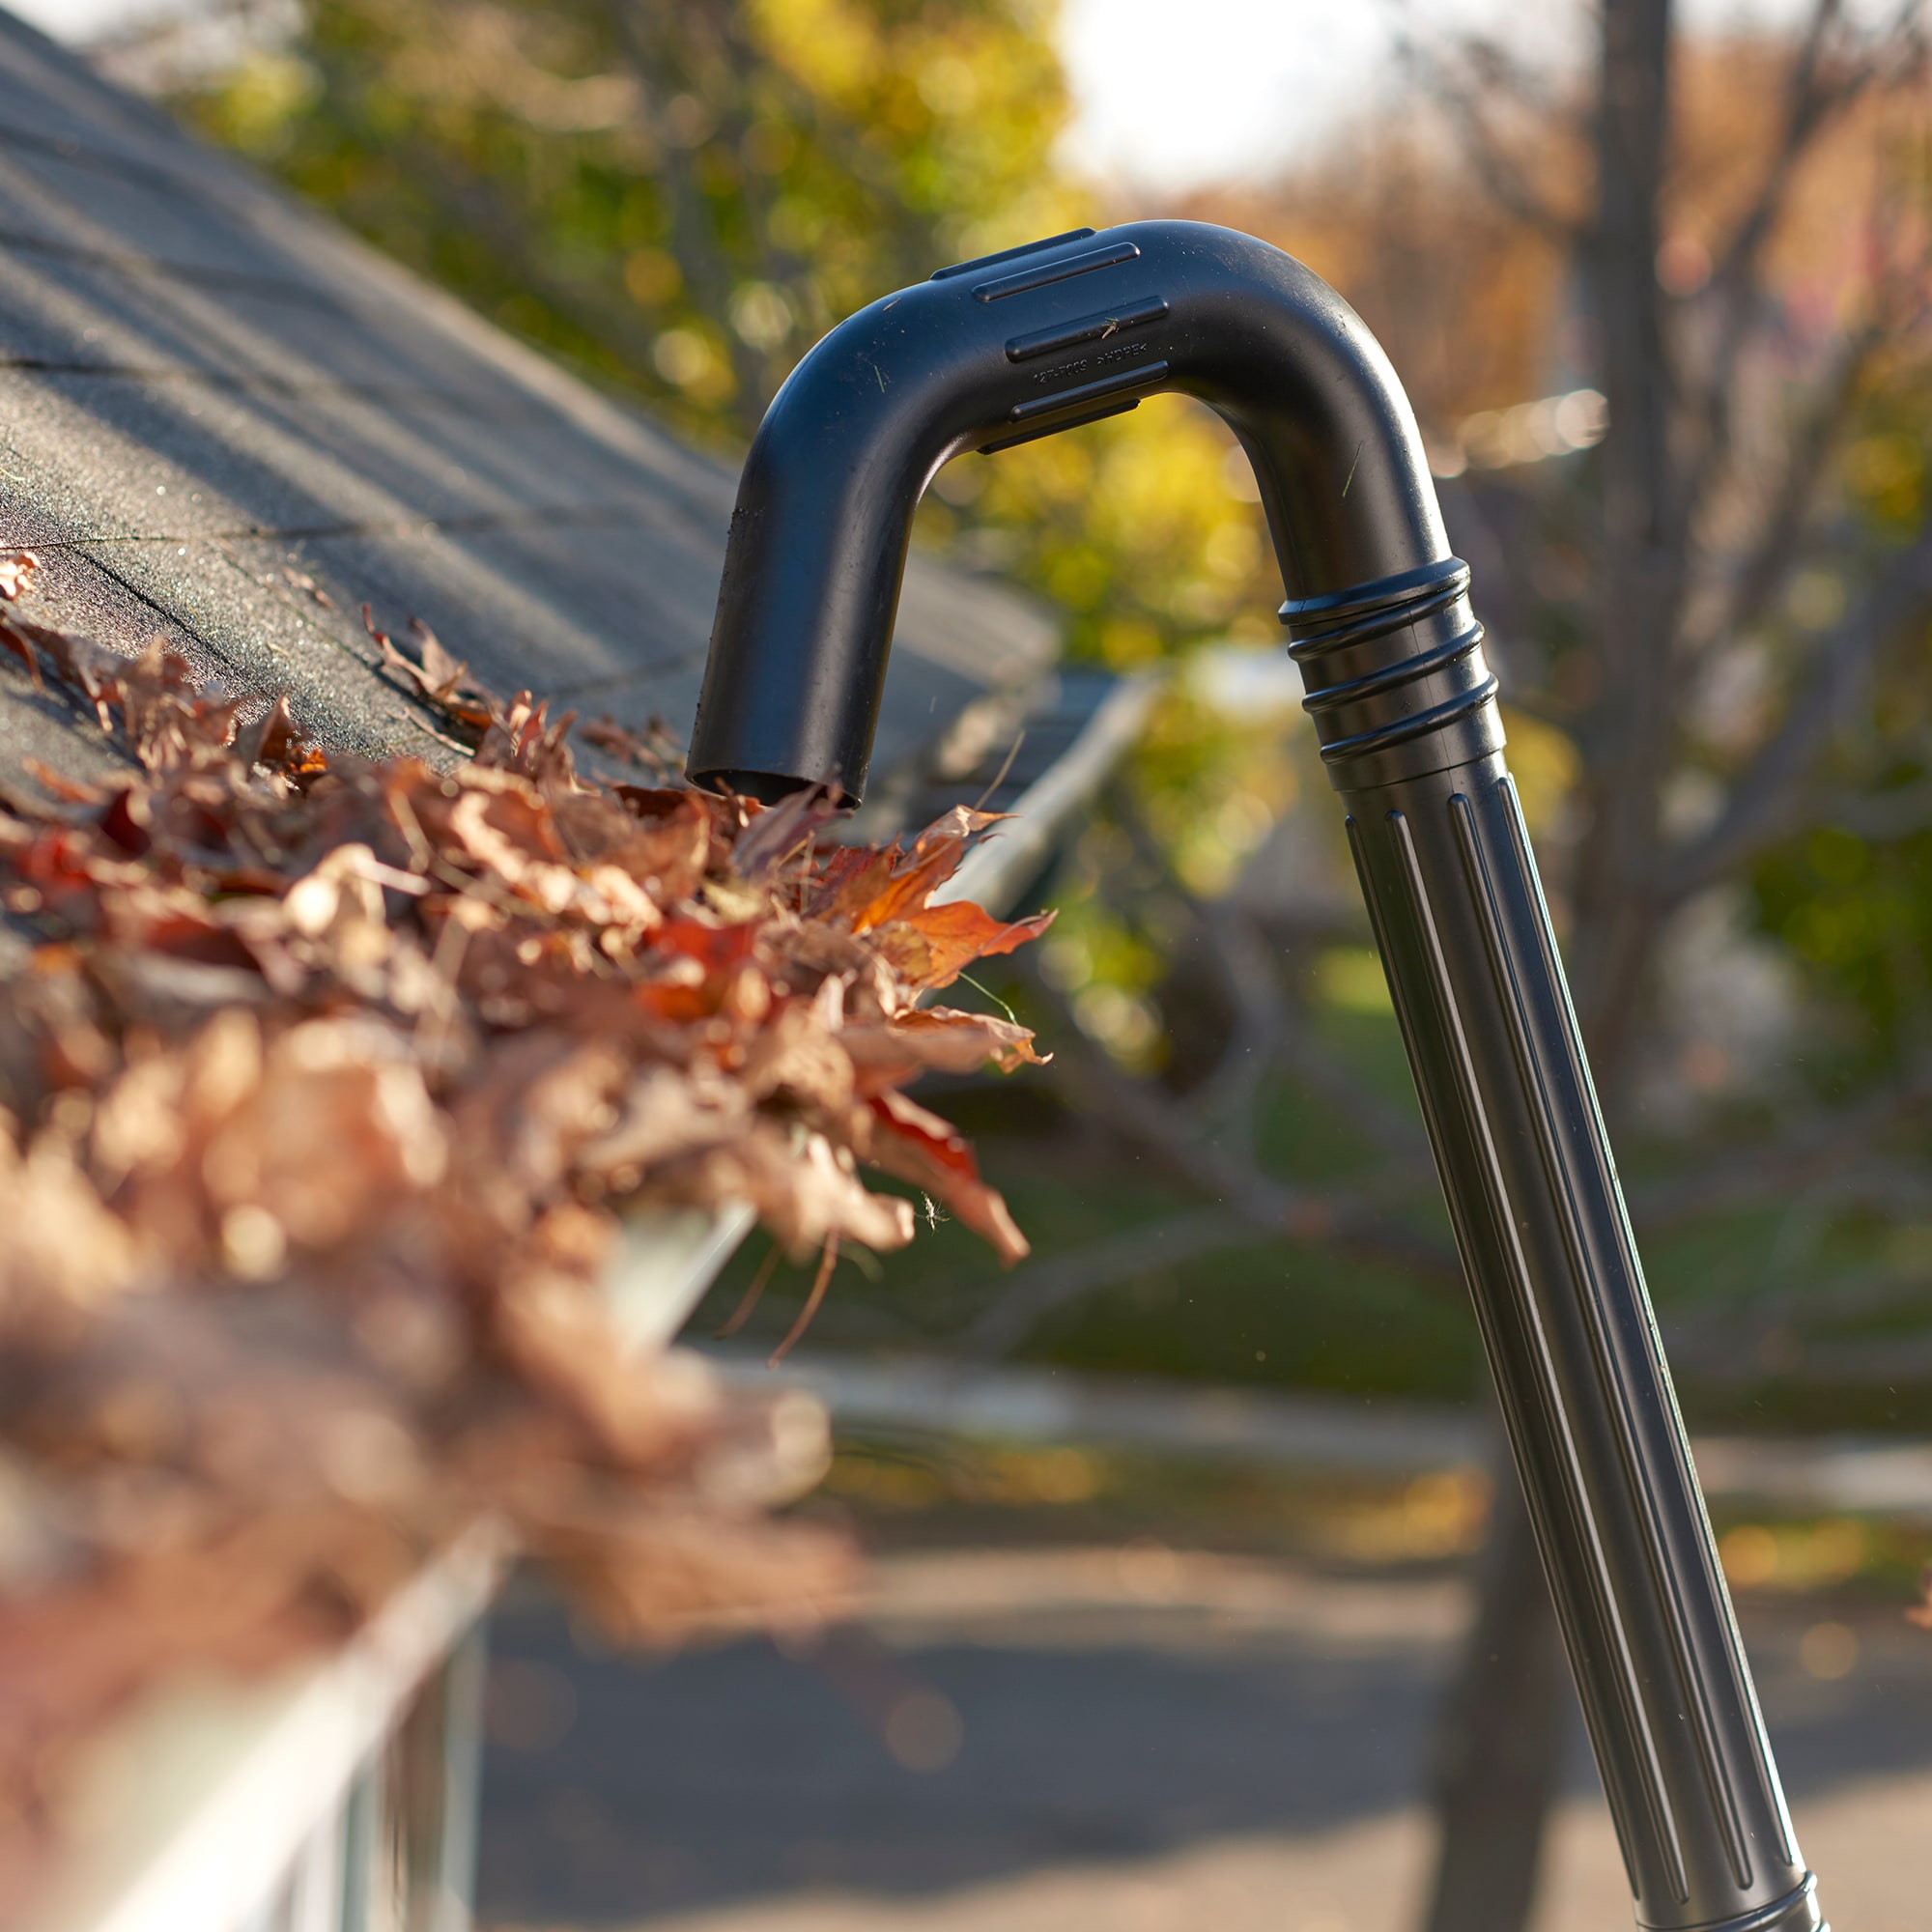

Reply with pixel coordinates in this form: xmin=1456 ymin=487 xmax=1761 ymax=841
xmin=31 ymin=0 xmax=1932 ymax=1924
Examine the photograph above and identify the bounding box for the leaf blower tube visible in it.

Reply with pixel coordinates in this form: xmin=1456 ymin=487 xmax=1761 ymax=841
xmin=687 ymin=220 xmax=1826 ymax=1932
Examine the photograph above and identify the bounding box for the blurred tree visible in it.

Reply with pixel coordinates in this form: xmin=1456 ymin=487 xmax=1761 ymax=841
xmin=1183 ymin=7 xmax=1932 ymax=1925
xmin=987 ymin=14 xmax=1930 ymax=1335
xmin=170 ymin=0 xmax=1074 ymax=434
xmin=153 ymin=0 xmax=1271 ymax=671
xmin=1425 ymin=17 xmax=1930 ymax=1915
xmin=119 ymin=2 xmax=1932 ymax=1921
xmin=925 ymin=5 xmax=1932 ymax=1925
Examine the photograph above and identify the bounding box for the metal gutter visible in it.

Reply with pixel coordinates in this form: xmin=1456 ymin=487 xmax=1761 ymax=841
xmin=932 ymin=671 xmax=1158 ymax=915
xmin=19 ymin=1522 xmax=509 ymax=1932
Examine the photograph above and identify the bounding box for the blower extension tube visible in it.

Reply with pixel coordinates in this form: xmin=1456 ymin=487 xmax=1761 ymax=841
xmin=688 ymin=219 xmax=1826 ymax=1932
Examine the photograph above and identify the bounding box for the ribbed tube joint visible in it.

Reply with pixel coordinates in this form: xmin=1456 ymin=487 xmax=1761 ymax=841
xmin=1284 ymin=555 xmax=1503 ymax=790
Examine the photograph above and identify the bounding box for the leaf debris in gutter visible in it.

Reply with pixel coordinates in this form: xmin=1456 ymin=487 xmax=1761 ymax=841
xmin=0 ymin=551 xmax=1052 ymax=1905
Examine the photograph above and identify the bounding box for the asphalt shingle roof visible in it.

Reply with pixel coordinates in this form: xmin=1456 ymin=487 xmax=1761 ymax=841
xmin=0 ymin=11 xmax=1060 ymax=793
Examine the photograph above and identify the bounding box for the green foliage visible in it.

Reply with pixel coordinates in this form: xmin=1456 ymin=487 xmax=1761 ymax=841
xmin=1753 ymin=765 xmax=1932 ymax=1074
xmin=181 ymin=0 xmax=1075 ymax=433
xmin=1748 ymin=368 xmax=1932 ymax=1079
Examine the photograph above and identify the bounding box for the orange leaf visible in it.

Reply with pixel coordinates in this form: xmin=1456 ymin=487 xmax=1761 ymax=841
xmin=843 ymin=807 xmax=1006 ymax=934
xmin=887 ymin=1008 xmax=1048 ymax=1072
xmin=839 ymin=1008 xmax=1046 ymax=1093
xmin=871 ymin=900 xmax=1055 ymax=992
xmin=810 ymin=843 xmax=898 ymax=925
xmin=864 ymin=1090 xmax=1028 ymax=1264
xmin=650 ymin=915 xmax=759 ymax=977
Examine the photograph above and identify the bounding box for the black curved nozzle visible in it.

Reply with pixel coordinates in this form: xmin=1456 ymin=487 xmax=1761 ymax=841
xmin=686 ymin=221 xmax=1827 ymax=1932
xmin=688 ymin=218 xmax=1494 ymax=803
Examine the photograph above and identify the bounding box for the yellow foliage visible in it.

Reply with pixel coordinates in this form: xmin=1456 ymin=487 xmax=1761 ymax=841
xmin=1499 ymin=706 xmax=1581 ymax=839
xmin=749 ymin=0 xmax=883 ymax=102
xmin=1719 ymin=1520 xmax=1871 ymax=1592
xmin=1314 ymin=948 xmax=1395 ymax=1016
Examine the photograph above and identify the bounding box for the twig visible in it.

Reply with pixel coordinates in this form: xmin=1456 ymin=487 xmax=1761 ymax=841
xmin=1632 ymin=1059 xmax=1932 ymax=1231
xmin=1685 ymin=322 xmax=1884 ymax=664
xmin=769 ymin=1235 xmax=839 ymax=1367
xmin=1395 ymin=29 xmax=1582 ymax=243
xmin=1094 ymin=789 xmax=1430 ymax=1164
xmin=1814 ymin=776 xmax=1932 ymax=838
xmin=1665 ymin=518 xmax=1932 ymax=897
xmin=1027 ymin=960 xmax=1458 ymax=1277
xmin=972 ymin=730 xmax=1027 ymax=811
xmin=1684 ymin=0 xmax=1909 ymax=522
xmin=716 ymin=1237 xmax=781 ymax=1339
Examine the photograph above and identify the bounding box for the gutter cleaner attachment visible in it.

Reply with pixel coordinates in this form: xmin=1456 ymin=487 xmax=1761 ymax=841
xmin=687 ymin=220 xmax=1827 ymax=1932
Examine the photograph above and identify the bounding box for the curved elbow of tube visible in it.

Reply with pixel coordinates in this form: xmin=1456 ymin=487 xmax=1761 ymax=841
xmin=687 ymin=218 xmax=1499 ymax=804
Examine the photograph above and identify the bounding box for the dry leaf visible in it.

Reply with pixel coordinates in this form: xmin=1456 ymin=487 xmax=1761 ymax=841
xmin=871 ymin=898 xmax=1056 ymax=992
xmin=0 ymin=593 xmax=1054 ymax=1909
xmin=0 ymin=552 xmax=40 ymax=603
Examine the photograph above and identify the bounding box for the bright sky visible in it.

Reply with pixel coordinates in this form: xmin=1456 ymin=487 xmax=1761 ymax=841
xmin=15 ymin=0 xmax=155 ymax=40
xmin=1056 ymin=0 xmax=1541 ymax=189
xmin=13 ymin=0 xmax=1869 ymax=191
xmin=1057 ymin=0 xmax=1865 ymax=187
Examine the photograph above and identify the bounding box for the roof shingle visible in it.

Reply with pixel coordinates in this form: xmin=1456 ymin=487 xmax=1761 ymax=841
xmin=0 ymin=11 xmax=1058 ymax=789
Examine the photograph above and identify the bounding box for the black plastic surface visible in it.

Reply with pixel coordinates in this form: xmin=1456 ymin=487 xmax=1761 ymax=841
xmin=686 ymin=219 xmax=1828 ymax=1932
xmin=688 ymin=219 xmax=1448 ymax=802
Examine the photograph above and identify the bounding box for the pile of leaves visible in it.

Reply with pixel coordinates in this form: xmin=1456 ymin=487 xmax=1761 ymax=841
xmin=0 ymin=553 xmax=1050 ymax=1900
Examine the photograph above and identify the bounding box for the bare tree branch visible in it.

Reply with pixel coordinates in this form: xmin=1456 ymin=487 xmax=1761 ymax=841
xmin=1682 ymin=0 xmax=1918 ymax=524
xmin=1664 ymin=517 xmax=1932 ymax=898
xmin=1631 ymin=1054 xmax=1932 ymax=1230
xmin=962 ymin=1206 xmax=1261 ymax=1358
xmin=1665 ymin=1302 xmax=1932 ymax=1386
xmin=1818 ymin=774 xmax=1932 ymax=837
xmin=1173 ymin=895 xmax=1286 ymax=1134
xmin=1182 ymin=891 xmax=1431 ymax=1165
xmin=1098 ymin=787 xmax=1431 ymax=1165
xmin=1564 ymin=0 xmax=1679 ymax=1076
xmin=1687 ymin=324 xmax=1882 ymax=664
xmin=1023 ymin=957 xmax=1457 ymax=1249
xmin=1677 ymin=1260 xmax=1932 ymax=1352
xmin=1395 ymin=31 xmax=1584 ymax=244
